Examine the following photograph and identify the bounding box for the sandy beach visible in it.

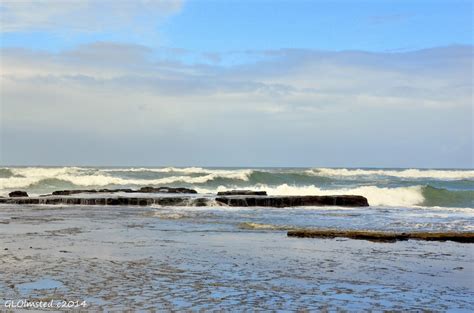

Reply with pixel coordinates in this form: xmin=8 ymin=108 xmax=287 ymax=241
xmin=1 ymin=203 xmax=472 ymax=310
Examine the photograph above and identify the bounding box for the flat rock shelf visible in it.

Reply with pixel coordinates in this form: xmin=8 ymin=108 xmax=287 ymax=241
xmin=1 ymin=188 xmax=370 ymax=207
xmin=287 ymin=229 xmax=474 ymax=243
xmin=0 ymin=194 xmax=369 ymax=207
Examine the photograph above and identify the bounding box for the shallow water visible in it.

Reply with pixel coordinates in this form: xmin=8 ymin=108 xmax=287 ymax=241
xmin=0 ymin=204 xmax=472 ymax=310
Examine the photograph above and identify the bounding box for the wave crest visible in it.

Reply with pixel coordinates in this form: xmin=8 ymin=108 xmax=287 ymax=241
xmin=308 ymin=168 xmax=474 ymax=180
xmin=198 ymin=184 xmax=425 ymax=207
xmin=0 ymin=169 xmax=252 ymax=189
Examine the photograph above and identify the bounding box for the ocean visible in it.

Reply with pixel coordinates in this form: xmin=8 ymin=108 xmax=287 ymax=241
xmin=1 ymin=166 xmax=473 ymax=232
xmin=1 ymin=166 xmax=473 ymax=207
xmin=1 ymin=166 xmax=473 ymax=309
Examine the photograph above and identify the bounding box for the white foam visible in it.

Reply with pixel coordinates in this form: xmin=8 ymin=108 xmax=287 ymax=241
xmin=0 ymin=167 xmax=83 ymax=189
xmin=0 ymin=168 xmax=252 ymax=189
xmin=197 ymin=184 xmax=426 ymax=207
xmin=308 ymin=168 xmax=474 ymax=180
xmin=102 ymin=167 xmax=208 ymax=173
xmin=10 ymin=167 xmax=82 ymax=178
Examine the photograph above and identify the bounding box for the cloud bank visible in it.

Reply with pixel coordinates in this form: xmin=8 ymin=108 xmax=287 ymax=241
xmin=1 ymin=43 xmax=472 ymax=167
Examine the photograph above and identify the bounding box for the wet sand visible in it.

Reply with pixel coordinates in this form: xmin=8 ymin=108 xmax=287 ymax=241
xmin=0 ymin=204 xmax=473 ymax=310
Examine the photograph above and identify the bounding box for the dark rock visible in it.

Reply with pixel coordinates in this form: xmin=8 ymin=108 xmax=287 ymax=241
xmin=8 ymin=191 xmax=28 ymax=197
xmin=52 ymin=189 xmax=97 ymax=196
xmin=154 ymin=197 xmax=188 ymax=206
xmin=215 ymin=195 xmax=369 ymax=207
xmin=287 ymin=229 xmax=474 ymax=243
xmin=138 ymin=186 xmax=197 ymax=194
xmin=1 ymin=194 xmax=368 ymax=208
xmin=97 ymin=188 xmax=134 ymax=193
xmin=192 ymin=198 xmax=210 ymax=207
xmin=52 ymin=188 xmax=134 ymax=196
xmin=217 ymin=190 xmax=267 ymax=196
xmin=49 ymin=187 xmax=197 ymax=196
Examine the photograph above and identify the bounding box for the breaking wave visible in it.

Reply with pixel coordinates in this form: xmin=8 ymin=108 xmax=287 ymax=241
xmin=1 ymin=167 xmax=472 ymax=208
xmin=0 ymin=167 xmax=252 ymax=189
xmin=102 ymin=167 xmax=213 ymax=174
xmin=308 ymin=168 xmax=474 ymax=180
xmin=198 ymin=184 xmax=473 ymax=208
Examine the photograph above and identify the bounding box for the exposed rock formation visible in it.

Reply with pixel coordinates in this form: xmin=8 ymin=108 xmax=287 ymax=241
xmin=49 ymin=186 xmax=197 ymax=196
xmin=217 ymin=190 xmax=267 ymax=196
xmin=0 ymin=194 xmax=369 ymax=208
xmin=8 ymin=191 xmax=28 ymax=197
xmin=215 ymin=195 xmax=369 ymax=207
xmin=138 ymin=186 xmax=197 ymax=194
xmin=0 ymin=196 xmax=210 ymax=207
xmin=50 ymin=188 xmax=141 ymax=196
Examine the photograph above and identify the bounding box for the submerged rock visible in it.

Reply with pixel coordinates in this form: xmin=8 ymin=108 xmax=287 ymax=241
xmin=217 ymin=190 xmax=267 ymax=196
xmin=287 ymin=229 xmax=474 ymax=243
xmin=215 ymin=195 xmax=369 ymax=207
xmin=8 ymin=191 xmax=28 ymax=197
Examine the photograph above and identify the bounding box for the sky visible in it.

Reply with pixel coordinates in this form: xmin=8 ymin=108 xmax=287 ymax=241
xmin=0 ymin=0 xmax=472 ymax=167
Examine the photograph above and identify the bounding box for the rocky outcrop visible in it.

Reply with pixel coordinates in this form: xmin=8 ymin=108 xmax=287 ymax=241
xmin=0 ymin=194 xmax=368 ymax=208
xmin=49 ymin=186 xmax=197 ymax=196
xmin=217 ymin=190 xmax=267 ymax=196
xmin=287 ymin=229 xmax=474 ymax=243
xmin=138 ymin=186 xmax=197 ymax=194
xmin=0 ymin=196 xmax=210 ymax=207
xmin=215 ymin=195 xmax=369 ymax=207
xmin=8 ymin=191 xmax=28 ymax=197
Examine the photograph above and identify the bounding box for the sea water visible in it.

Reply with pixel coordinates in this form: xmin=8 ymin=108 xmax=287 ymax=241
xmin=0 ymin=167 xmax=473 ymax=309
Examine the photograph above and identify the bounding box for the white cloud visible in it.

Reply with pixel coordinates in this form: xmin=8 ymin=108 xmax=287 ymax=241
xmin=0 ymin=43 xmax=472 ymax=166
xmin=0 ymin=0 xmax=183 ymax=32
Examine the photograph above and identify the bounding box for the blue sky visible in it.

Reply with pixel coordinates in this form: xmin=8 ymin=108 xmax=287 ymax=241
xmin=1 ymin=0 xmax=472 ymax=52
xmin=0 ymin=0 xmax=472 ymax=167
xmin=1 ymin=0 xmax=473 ymax=52
xmin=165 ymin=0 xmax=472 ymax=52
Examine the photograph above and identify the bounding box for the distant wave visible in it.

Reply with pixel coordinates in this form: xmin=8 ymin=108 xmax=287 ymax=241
xmin=308 ymin=168 xmax=474 ymax=180
xmin=101 ymin=167 xmax=210 ymax=174
xmin=0 ymin=167 xmax=252 ymax=189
